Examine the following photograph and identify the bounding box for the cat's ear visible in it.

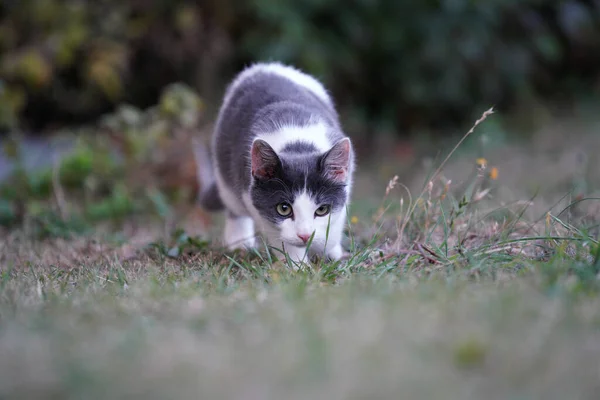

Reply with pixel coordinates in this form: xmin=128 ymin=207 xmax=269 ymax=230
xmin=321 ymin=138 xmax=352 ymax=183
xmin=251 ymin=139 xmax=281 ymax=180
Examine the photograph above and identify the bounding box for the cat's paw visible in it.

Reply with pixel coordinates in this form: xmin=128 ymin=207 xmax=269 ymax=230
xmin=226 ymin=237 xmax=256 ymax=251
xmin=325 ymin=244 xmax=344 ymax=261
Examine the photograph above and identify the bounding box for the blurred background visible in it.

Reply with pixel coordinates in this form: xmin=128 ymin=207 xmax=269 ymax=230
xmin=2 ymin=0 xmax=600 ymax=134
xmin=0 ymin=0 xmax=599 ymax=236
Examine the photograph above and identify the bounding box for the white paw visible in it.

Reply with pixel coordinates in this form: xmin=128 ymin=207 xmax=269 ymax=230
xmin=224 ymin=216 xmax=256 ymax=250
xmin=326 ymin=244 xmax=344 ymax=261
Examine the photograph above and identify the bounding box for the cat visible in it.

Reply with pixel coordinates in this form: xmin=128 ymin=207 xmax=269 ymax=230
xmin=196 ymin=62 xmax=355 ymax=263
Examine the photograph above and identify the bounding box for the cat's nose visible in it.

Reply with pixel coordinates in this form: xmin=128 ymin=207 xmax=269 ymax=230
xmin=297 ymin=233 xmax=311 ymax=244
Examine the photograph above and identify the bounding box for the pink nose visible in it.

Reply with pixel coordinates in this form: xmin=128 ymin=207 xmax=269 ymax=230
xmin=297 ymin=234 xmax=311 ymax=244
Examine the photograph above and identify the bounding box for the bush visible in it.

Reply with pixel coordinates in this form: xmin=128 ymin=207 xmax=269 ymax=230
xmin=1 ymin=0 xmax=600 ymax=135
xmin=0 ymin=82 xmax=207 ymax=234
xmin=236 ymin=0 xmax=600 ymax=132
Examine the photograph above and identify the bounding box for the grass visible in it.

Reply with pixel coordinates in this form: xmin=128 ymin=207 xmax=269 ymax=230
xmin=1 ymin=111 xmax=600 ymax=399
xmin=1 ymin=249 xmax=600 ymax=399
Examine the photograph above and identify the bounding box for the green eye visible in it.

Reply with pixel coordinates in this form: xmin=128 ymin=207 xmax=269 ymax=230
xmin=315 ymin=205 xmax=330 ymax=217
xmin=276 ymin=202 xmax=293 ymax=217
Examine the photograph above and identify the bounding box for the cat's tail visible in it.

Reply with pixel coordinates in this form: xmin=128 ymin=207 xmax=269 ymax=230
xmin=192 ymin=137 xmax=225 ymax=211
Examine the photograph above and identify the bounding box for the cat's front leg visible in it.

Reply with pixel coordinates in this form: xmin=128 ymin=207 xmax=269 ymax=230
xmin=321 ymin=215 xmax=346 ymax=261
xmin=325 ymin=243 xmax=344 ymax=261
xmin=224 ymin=213 xmax=256 ymax=250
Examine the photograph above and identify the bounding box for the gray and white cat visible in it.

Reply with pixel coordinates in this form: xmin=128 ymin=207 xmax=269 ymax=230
xmin=197 ymin=62 xmax=355 ymax=263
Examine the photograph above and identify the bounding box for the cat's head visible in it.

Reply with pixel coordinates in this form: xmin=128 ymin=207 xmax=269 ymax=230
xmin=249 ymin=137 xmax=353 ymax=249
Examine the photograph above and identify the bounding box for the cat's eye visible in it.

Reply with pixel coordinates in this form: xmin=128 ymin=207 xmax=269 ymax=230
xmin=276 ymin=202 xmax=293 ymax=217
xmin=315 ymin=205 xmax=331 ymax=217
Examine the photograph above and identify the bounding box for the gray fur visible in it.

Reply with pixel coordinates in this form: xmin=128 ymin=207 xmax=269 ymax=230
xmin=249 ymin=141 xmax=348 ymax=224
xmin=199 ymin=182 xmax=224 ymax=211
xmin=212 ymin=69 xmax=347 ymax=212
xmin=193 ymin=138 xmax=224 ymax=211
xmin=281 ymin=141 xmax=319 ymax=154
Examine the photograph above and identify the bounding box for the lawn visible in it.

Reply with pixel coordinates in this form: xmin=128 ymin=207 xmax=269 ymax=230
xmin=1 ymin=109 xmax=600 ymax=399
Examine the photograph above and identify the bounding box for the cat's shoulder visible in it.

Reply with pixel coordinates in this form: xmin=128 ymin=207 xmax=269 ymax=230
xmin=225 ymin=62 xmax=331 ymax=105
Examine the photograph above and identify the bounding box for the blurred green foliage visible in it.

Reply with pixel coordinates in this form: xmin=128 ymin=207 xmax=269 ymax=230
xmin=236 ymin=0 xmax=600 ymax=132
xmin=0 ymin=83 xmax=205 ymax=236
xmin=1 ymin=0 xmax=600 ymax=134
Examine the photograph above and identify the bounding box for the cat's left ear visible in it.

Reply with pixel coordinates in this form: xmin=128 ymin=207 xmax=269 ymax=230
xmin=321 ymin=138 xmax=352 ymax=183
xmin=251 ymin=139 xmax=281 ymax=180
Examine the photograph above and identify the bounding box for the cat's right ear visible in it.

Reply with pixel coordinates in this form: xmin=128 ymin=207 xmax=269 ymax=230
xmin=251 ymin=139 xmax=281 ymax=180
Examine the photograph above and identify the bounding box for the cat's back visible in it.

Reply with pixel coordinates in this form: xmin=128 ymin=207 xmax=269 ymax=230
xmin=222 ymin=62 xmax=334 ymax=116
xmin=214 ymin=63 xmax=338 ymax=163
xmin=211 ymin=62 xmax=343 ymax=214
xmin=218 ymin=63 xmax=338 ymax=138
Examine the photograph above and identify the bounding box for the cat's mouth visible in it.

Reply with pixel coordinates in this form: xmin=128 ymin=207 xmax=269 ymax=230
xmin=283 ymin=239 xmax=310 ymax=248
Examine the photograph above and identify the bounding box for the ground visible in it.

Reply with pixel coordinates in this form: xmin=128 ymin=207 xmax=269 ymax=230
xmin=1 ymin=111 xmax=600 ymax=399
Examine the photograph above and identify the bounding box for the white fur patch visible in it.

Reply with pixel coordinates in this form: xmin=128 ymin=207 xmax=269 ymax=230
xmin=224 ymin=62 xmax=331 ymax=108
xmin=291 ymin=191 xmax=317 ymax=239
xmin=245 ymin=188 xmax=348 ymax=262
xmin=224 ymin=215 xmax=256 ymax=250
xmin=256 ymin=123 xmax=332 ymax=154
xmin=278 ymin=190 xmax=343 ymax=251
